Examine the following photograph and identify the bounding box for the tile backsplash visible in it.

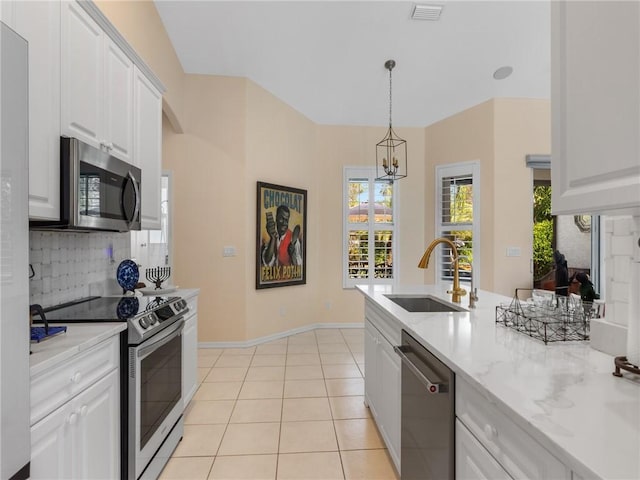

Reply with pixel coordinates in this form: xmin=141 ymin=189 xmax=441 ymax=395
xmin=29 ymin=231 xmax=131 ymax=308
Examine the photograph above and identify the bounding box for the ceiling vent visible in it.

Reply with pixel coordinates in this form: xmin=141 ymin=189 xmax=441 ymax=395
xmin=411 ymin=4 xmax=443 ymax=21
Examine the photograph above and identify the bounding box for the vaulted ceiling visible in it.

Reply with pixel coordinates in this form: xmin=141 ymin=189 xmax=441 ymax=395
xmin=154 ymin=1 xmax=550 ymax=127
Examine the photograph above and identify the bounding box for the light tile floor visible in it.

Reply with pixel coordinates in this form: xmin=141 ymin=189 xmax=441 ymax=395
xmin=160 ymin=328 xmax=399 ymax=480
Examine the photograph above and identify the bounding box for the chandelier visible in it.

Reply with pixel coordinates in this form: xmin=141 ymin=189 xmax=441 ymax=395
xmin=376 ymin=59 xmax=407 ymax=182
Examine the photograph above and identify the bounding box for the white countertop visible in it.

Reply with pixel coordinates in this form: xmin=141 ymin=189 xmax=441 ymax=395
xmin=357 ymin=284 xmax=640 ymax=480
xmin=30 ymin=323 xmax=126 ymax=377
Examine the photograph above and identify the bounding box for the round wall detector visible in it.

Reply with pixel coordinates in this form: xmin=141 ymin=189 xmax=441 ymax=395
xmin=493 ymin=66 xmax=513 ymax=80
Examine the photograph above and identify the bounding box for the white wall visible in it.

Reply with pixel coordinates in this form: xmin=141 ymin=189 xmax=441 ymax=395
xmin=556 ymin=215 xmax=591 ymax=269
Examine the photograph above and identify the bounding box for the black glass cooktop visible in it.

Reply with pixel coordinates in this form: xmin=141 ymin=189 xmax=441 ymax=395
xmin=41 ymin=296 xmax=178 ymax=322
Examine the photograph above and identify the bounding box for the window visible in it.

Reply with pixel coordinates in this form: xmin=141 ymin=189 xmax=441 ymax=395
xmin=343 ymin=167 xmax=397 ymax=288
xmin=436 ymin=162 xmax=480 ymax=287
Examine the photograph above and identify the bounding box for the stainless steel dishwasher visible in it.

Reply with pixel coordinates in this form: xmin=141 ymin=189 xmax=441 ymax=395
xmin=394 ymin=330 xmax=455 ymax=480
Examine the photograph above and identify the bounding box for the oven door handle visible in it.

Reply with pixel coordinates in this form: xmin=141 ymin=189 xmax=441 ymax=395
xmin=137 ymin=318 xmax=185 ymax=359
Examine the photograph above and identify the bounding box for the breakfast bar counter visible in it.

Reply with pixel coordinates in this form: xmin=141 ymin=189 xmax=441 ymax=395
xmin=357 ymin=284 xmax=640 ymax=480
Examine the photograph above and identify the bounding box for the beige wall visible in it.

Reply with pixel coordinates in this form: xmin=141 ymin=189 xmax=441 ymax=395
xmin=100 ymin=2 xmax=550 ymax=340
xmin=163 ymin=75 xmax=249 ymax=342
xmin=424 ymin=98 xmax=550 ymax=296
xmin=425 ymin=101 xmax=496 ymax=289
xmin=243 ymin=82 xmax=319 ymax=339
xmin=315 ymin=126 xmax=427 ymax=327
xmin=493 ymin=98 xmax=551 ymax=295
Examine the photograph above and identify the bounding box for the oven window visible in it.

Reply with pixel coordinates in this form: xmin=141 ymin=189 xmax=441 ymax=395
xmin=140 ymin=333 xmax=182 ymax=450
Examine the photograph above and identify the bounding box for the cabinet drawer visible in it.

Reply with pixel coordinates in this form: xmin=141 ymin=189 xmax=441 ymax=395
xmin=31 ymin=336 xmax=119 ymax=425
xmin=365 ymin=299 xmax=400 ymax=345
xmin=456 ymin=377 xmax=570 ymax=480
xmin=185 ymin=296 xmax=198 ymax=316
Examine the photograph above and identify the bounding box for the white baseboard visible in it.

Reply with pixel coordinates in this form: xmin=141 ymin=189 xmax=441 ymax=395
xmin=198 ymin=322 xmax=363 ymax=349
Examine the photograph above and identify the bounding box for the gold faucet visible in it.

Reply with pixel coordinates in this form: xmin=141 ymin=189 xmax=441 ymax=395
xmin=418 ymin=238 xmax=467 ymax=304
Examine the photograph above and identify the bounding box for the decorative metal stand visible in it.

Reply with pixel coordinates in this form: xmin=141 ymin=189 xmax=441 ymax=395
xmin=496 ymin=288 xmax=590 ymax=344
xmin=613 ymin=356 xmax=640 ymax=377
xmin=146 ymin=266 xmax=171 ymax=290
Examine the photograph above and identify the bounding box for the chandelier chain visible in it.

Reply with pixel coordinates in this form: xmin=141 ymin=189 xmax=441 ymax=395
xmin=388 ymin=67 xmax=393 ymax=128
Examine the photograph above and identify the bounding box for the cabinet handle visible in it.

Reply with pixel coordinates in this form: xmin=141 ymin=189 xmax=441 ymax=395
xmin=71 ymin=372 xmax=82 ymax=384
xmin=67 ymin=412 xmax=78 ymax=425
xmin=80 ymin=405 xmax=88 ymax=417
xmin=483 ymin=424 xmax=498 ymax=440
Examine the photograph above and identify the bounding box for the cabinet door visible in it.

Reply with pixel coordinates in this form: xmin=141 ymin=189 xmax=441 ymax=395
xmin=0 ymin=1 xmax=16 ymax=29
xmin=183 ymin=311 xmax=198 ymax=407
xmin=134 ymin=66 xmax=163 ymax=229
xmin=104 ymin=36 xmax=133 ymax=163
xmin=61 ymin=0 xmax=103 ymax=149
xmin=30 ymin=402 xmax=74 ymax=479
xmin=13 ymin=0 xmax=61 ymax=220
xmin=363 ymin=320 xmax=379 ymax=414
xmin=379 ymin=336 xmax=401 ymax=469
xmin=456 ymin=420 xmax=512 ymax=480
xmin=72 ymin=369 xmax=120 ymax=480
xmin=551 ymin=1 xmax=640 ymax=215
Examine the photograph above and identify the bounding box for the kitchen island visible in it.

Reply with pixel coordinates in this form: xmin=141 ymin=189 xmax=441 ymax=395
xmin=358 ymin=284 xmax=640 ymax=480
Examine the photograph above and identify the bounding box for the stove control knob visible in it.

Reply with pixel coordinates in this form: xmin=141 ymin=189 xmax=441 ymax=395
xmin=148 ymin=314 xmax=157 ymax=325
xmin=139 ymin=317 xmax=149 ymax=329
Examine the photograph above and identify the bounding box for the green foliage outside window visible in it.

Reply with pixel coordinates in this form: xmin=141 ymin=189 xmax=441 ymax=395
xmin=533 ymin=185 xmax=554 ymax=280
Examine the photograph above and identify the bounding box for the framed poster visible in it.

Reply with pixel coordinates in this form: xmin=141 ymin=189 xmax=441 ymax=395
xmin=256 ymin=182 xmax=307 ymax=289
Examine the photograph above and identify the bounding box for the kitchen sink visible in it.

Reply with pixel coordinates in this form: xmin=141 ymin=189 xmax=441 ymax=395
xmin=384 ymin=294 xmax=466 ymax=313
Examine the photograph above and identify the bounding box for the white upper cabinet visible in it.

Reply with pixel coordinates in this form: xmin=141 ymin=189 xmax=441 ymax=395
xmin=10 ymin=1 xmax=62 ymax=221
xmin=134 ymin=66 xmax=163 ymax=230
xmin=61 ymin=0 xmax=133 ymax=163
xmin=551 ymin=1 xmax=640 ymax=215
xmin=104 ymin=37 xmax=134 ymax=163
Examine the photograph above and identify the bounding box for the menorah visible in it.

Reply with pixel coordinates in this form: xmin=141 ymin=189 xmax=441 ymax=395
xmin=146 ymin=266 xmax=171 ymax=290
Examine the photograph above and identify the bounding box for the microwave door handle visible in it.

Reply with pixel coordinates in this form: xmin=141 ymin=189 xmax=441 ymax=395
xmin=126 ymin=170 xmax=141 ymax=226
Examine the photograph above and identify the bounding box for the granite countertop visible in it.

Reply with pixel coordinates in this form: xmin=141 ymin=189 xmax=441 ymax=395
xmin=30 ymin=323 xmax=127 ymax=377
xmin=357 ymin=284 xmax=640 ymax=480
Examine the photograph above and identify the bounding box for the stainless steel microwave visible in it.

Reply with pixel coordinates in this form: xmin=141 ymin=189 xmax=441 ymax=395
xmin=30 ymin=137 xmax=141 ymax=232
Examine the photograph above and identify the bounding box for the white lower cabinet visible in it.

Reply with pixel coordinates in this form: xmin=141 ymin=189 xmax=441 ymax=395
xmin=182 ymin=294 xmax=199 ymax=407
xmin=456 ymin=376 xmax=571 ymax=480
xmin=30 ymin=336 xmax=120 ymax=479
xmin=364 ymin=314 xmax=400 ymax=472
xmin=456 ymin=419 xmax=511 ymax=480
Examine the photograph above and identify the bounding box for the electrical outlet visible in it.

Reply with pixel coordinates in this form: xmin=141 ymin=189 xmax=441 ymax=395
xmin=506 ymin=246 xmax=521 ymax=257
xmin=223 ymin=246 xmax=237 ymax=257
xmin=279 ymin=306 xmax=287 ymax=317
xmin=325 ymin=301 xmax=332 ymax=310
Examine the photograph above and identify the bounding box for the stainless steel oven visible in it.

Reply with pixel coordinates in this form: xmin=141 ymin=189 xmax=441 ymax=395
xmin=40 ymin=295 xmax=189 ymax=480
xmin=129 ymin=317 xmax=184 ymax=480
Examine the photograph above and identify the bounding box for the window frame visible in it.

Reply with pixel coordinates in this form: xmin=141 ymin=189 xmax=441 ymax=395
xmin=342 ymin=166 xmax=398 ymax=289
xmin=435 ymin=161 xmax=481 ymax=288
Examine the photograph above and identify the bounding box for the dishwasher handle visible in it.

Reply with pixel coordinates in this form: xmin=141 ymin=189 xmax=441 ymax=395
xmin=394 ymin=345 xmax=448 ymax=394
